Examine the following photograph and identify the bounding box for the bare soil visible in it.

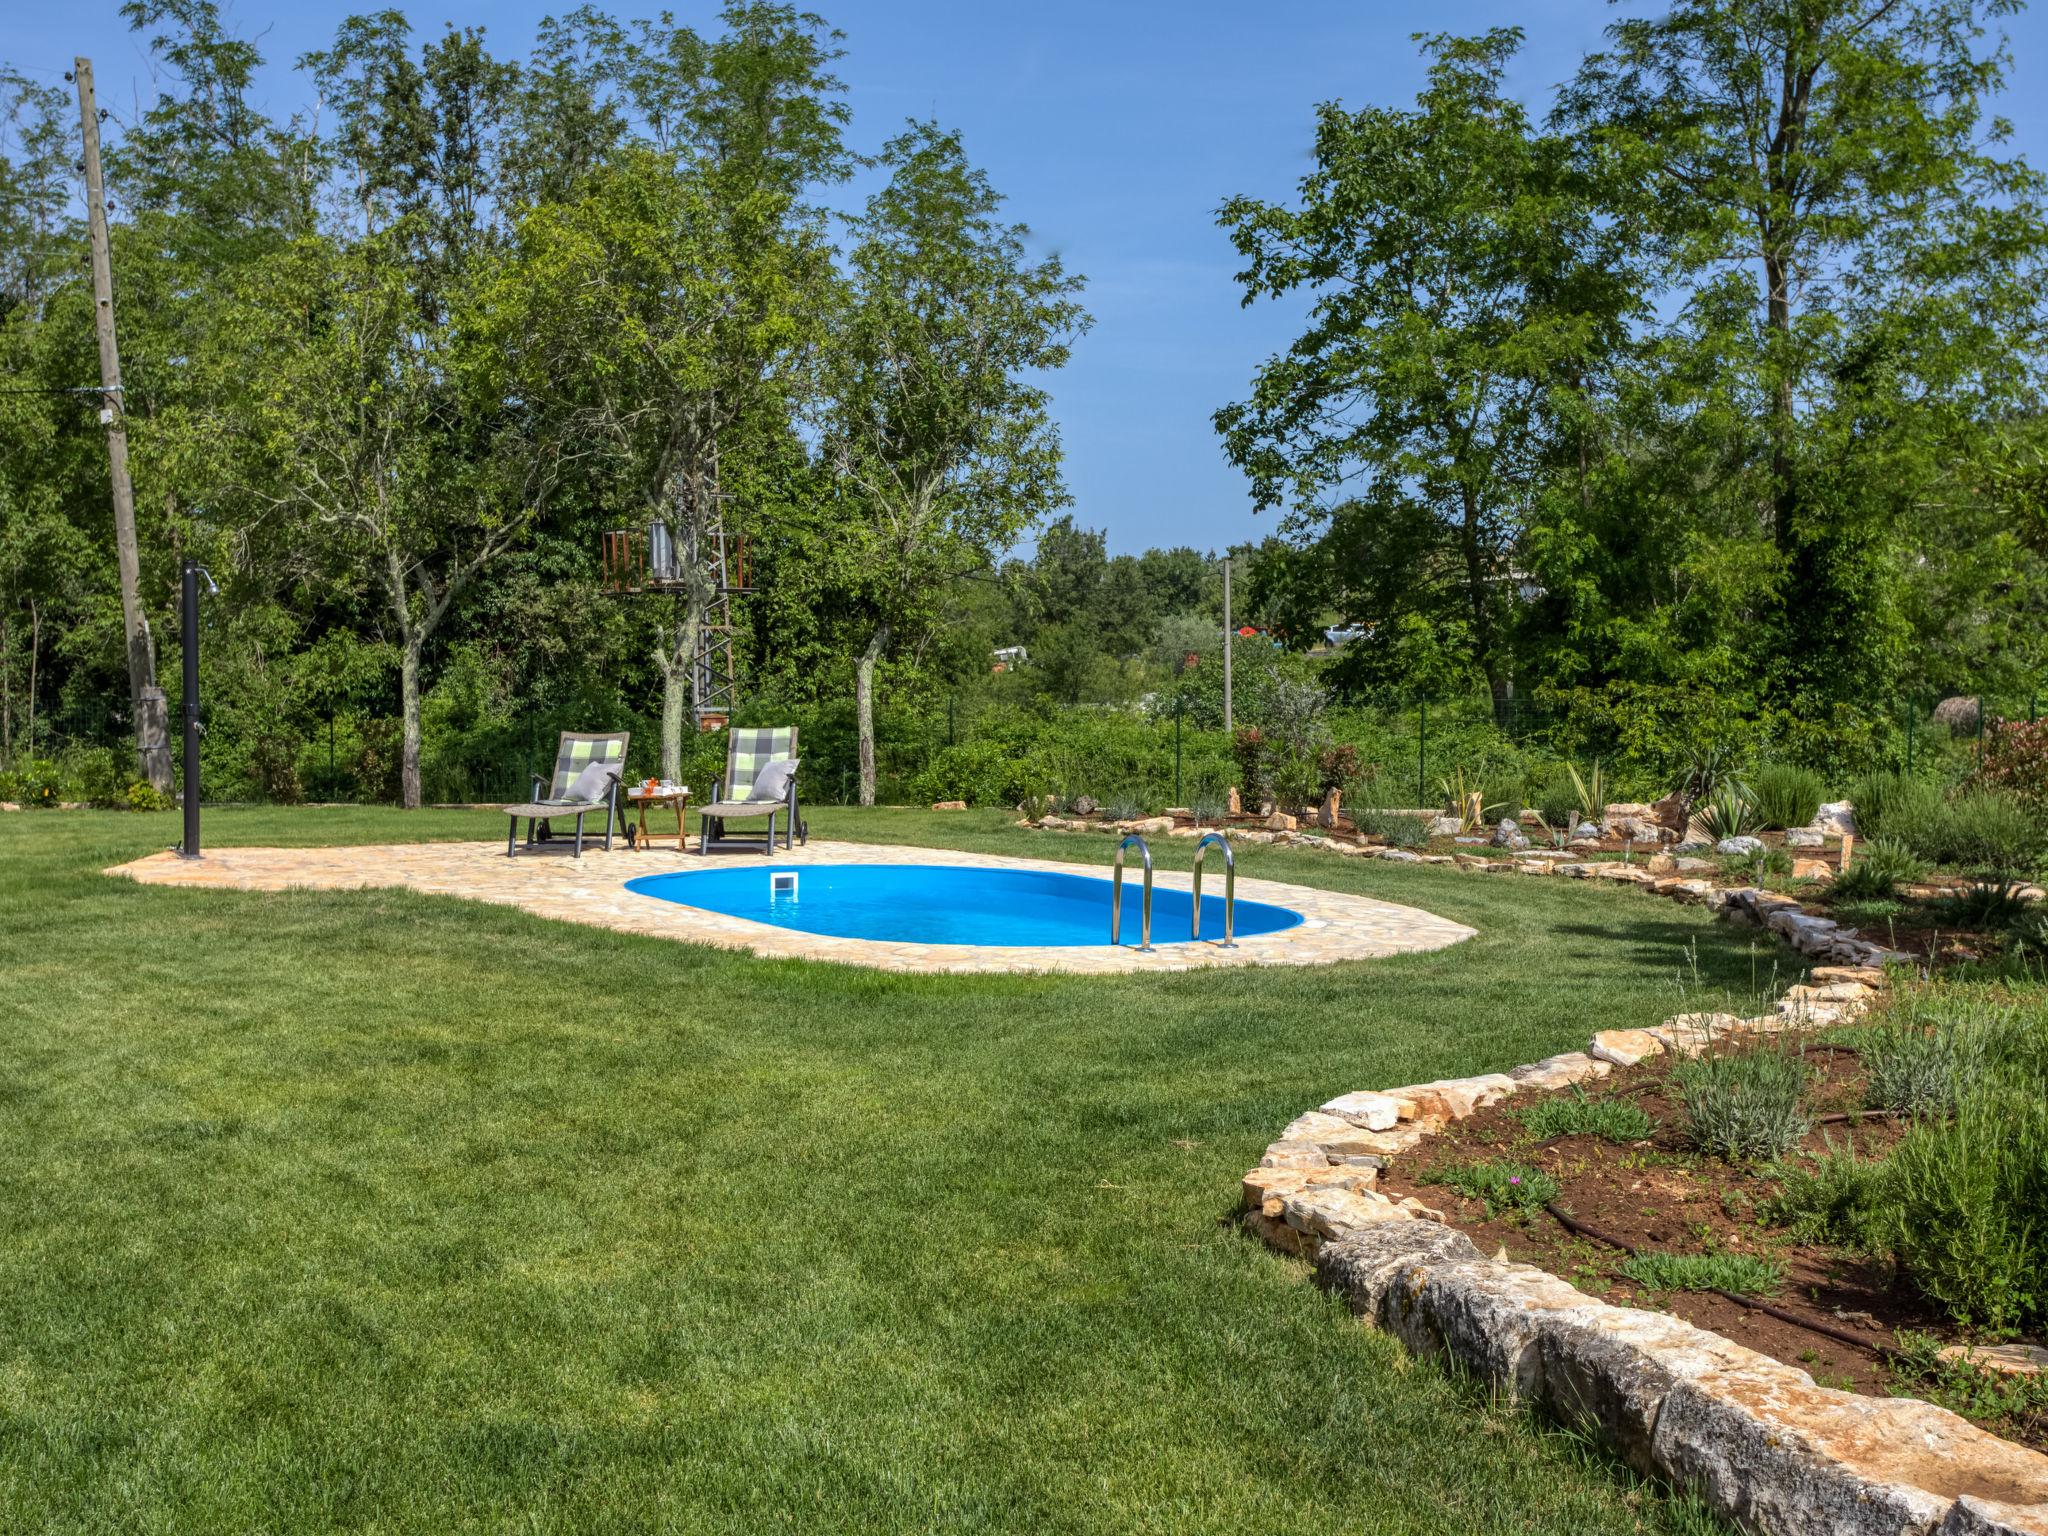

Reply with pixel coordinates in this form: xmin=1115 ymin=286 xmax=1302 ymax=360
xmin=1374 ymin=1045 xmax=2048 ymax=1449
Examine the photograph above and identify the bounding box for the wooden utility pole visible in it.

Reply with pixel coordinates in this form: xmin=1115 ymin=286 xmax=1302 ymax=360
xmin=74 ymin=56 xmax=170 ymax=793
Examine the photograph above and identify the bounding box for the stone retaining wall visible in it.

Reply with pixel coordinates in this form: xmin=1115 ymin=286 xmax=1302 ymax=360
xmin=1241 ymin=952 xmax=2048 ymax=1531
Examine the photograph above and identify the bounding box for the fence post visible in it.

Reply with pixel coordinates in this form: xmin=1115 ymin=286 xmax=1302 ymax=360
xmin=1417 ymin=702 xmax=1427 ymax=807
xmin=1173 ymin=699 xmax=1183 ymax=806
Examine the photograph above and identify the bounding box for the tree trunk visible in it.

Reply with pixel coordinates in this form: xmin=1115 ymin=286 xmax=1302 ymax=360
xmin=399 ymin=637 xmax=424 ymax=810
xmin=656 ymin=597 xmax=703 ymax=783
xmin=855 ymin=624 xmax=888 ymax=807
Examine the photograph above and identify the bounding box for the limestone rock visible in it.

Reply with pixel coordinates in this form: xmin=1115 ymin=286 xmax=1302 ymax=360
xmin=1792 ymin=857 xmax=1833 ymax=881
xmin=1941 ymin=1495 xmax=2048 ymax=1534
xmin=1650 ymin=1012 xmax=1740 ymax=1057
xmin=1815 ymin=800 xmax=1857 ymax=836
xmin=1938 ymin=1345 xmax=2048 ymax=1379
xmin=1381 ymin=1258 xmax=1598 ymax=1403
xmin=1718 ymin=835 xmax=1766 ymax=856
xmin=1490 ymin=817 xmax=1530 ymax=851
xmin=1539 ymin=1302 xmax=1776 ymax=1478
xmin=1319 ymin=1089 xmax=1402 ymax=1131
xmin=930 ymin=799 xmax=968 ymax=811
xmin=1258 ymin=1138 xmax=1330 ymax=1171
xmin=1511 ymin=1052 xmax=1613 ymax=1090
xmin=1266 ymin=811 xmax=1298 ymax=832
xmin=1378 ymin=1074 xmax=1517 ymax=1123
xmin=1812 ymin=965 xmax=1888 ymax=987
xmin=1786 ymin=827 xmax=1825 ymax=848
xmin=1590 ymin=1028 xmax=1665 ymax=1068
xmin=1428 ymin=815 xmax=1461 ymax=837
xmin=1316 ymin=1221 xmax=1485 ymax=1320
xmin=1652 ymin=1367 xmax=2048 ymax=1536
xmin=1379 ymin=849 xmax=1424 ymax=864
xmin=1596 ymin=863 xmax=1657 ymax=884
xmin=1676 ymin=855 xmax=1717 ymax=873
xmin=1070 ymin=795 xmax=1099 ymax=817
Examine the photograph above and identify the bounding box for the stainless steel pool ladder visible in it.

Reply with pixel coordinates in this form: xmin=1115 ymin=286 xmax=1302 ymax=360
xmin=1191 ymin=831 xmax=1237 ymax=947
xmin=1111 ymin=834 xmax=1154 ymax=950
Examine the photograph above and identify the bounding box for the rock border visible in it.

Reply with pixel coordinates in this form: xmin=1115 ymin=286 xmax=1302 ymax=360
xmin=1241 ymin=971 xmax=2048 ymax=1533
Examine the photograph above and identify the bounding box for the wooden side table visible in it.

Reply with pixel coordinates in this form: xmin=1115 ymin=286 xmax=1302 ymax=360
xmin=626 ymin=786 xmax=690 ymax=852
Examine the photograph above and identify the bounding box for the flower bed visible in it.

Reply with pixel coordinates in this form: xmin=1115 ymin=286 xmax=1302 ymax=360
xmin=1244 ymin=973 xmax=2048 ymax=1531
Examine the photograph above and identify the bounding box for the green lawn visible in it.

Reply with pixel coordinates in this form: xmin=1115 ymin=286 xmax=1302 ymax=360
xmin=0 ymin=807 xmax=1759 ymax=1533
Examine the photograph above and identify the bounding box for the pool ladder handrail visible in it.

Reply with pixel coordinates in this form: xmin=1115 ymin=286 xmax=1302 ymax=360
xmin=1111 ymin=834 xmax=1155 ymax=951
xmin=1190 ymin=830 xmax=1237 ymax=947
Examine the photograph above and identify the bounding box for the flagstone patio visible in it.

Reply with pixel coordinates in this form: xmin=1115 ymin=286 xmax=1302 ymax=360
xmin=109 ymin=837 xmax=1475 ymax=975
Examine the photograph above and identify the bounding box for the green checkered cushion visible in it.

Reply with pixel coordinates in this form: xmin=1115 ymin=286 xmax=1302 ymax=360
xmin=724 ymin=726 xmax=797 ymax=802
xmin=546 ymin=732 xmax=631 ymax=800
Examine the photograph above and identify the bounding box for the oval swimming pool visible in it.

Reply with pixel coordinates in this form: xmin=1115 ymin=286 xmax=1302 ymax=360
xmin=623 ymin=863 xmax=1304 ymax=947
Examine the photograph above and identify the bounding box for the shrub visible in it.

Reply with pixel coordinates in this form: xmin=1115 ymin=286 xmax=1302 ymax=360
xmin=1937 ymin=878 xmax=2036 ymax=930
xmin=1768 ymin=1137 xmax=1890 ymax=1249
xmin=1100 ymin=789 xmax=1145 ymax=822
xmin=1566 ymin=759 xmax=1608 ymax=825
xmin=1928 ymin=790 xmax=2046 ymax=879
xmin=1863 ymin=1012 xmax=1990 ymax=1118
xmin=1352 ymin=807 xmax=1426 ymax=847
xmin=1517 ymin=1088 xmax=1653 ymax=1144
xmin=1884 ymin=1083 xmax=2048 ymax=1331
xmin=1675 ymin=1046 xmax=1811 ymax=1161
xmin=1 ymin=757 xmax=64 ymax=807
xmin=1533 ymin=769 xmax=1578 ymax=830
xmin=1695 ymin=782 xmax=1765 ymax=841
xmin=123 ymin=779 xmax=172 ymax=813
xmin=1835 ymin=843 xmax=1925 ymax=901
xmin=1316 ymin=743 xmax=1360 ymax=795
xmin=1618 ymin=1250 xmax=1784 ymax=1296
xmin=1829 ymin=837 xmax=1927 ymax=902
xmin=1847 ymin=771 xmax=1944 ymax=846
xmin=1980 ymin=718 xmax=2048 ymax=813
xmin=1719 ymin=845 xmax=1793 ymax=885
xmin=1419 ymin=1160 xmax=1558 ymax=1220
xmin=1749 ymin=763 xmax=1826 ymax=830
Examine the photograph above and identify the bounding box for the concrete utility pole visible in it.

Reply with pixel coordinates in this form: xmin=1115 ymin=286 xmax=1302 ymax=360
xmin=1222 ymin=556 xmax=1233 ymax=733
xmin=74 ymin=56 xmax=170 ymax=793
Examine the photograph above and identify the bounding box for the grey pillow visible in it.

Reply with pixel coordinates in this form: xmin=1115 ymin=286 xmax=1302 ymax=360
xmin=564 ymin=757 xmax=619 ymax=803
xmin=749 ymin=757 xmax=798 ymax=803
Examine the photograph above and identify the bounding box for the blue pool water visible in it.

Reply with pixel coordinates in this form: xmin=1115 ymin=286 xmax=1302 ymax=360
xmin=623 ymin=863 xmax=1304 ymax=947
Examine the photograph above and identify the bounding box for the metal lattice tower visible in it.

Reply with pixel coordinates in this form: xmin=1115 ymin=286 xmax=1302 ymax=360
xmin=603 ymin=496 xmax=753 ymax=731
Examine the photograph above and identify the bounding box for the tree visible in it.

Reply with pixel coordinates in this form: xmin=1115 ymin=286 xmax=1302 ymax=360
xmin=1216 ymin=30 xmax=1638 ymax=719
xmin=1559 ymin=0 xmax=2048 ymax=705
xmin=168 ymin=225 xmax=574 ymax=807
xmin=818 ymin=122 xmax=1089 ymax=803
xmin=505 ymin=5 xmax=848 ymax=779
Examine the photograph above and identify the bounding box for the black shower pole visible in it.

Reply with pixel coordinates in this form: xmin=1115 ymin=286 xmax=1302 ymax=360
xmin=178 ymin=558 xmax=201 ymax=858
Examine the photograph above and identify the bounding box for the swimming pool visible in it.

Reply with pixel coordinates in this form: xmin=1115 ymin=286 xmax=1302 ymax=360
xmin=623 ymin=863 xmax=1305 ymax=947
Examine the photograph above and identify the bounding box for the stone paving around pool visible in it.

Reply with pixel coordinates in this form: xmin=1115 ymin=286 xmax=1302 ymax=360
xmin=107 ymin=838 xmax=1475 ymax=975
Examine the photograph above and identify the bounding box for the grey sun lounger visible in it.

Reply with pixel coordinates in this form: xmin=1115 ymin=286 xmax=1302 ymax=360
xmin=502 ymin=731 xmax=630 ymax=856
xmin=697 ymin=725 xmax=806 ymax=854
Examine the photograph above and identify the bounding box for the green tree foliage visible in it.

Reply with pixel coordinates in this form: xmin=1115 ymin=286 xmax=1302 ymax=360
xmin=816 ymin=122 xmax=1089 ymax=802
xmin=1217 ymin=30 xmax=1640 ymax=720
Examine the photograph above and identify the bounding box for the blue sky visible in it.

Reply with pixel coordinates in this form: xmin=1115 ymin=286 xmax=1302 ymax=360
xmin=9 ymin=0 xmax=2048 ymax=554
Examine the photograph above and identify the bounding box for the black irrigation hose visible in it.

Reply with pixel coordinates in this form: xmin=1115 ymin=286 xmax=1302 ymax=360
xmin=1542 ymin=1202 xmax=1892 ymax=1359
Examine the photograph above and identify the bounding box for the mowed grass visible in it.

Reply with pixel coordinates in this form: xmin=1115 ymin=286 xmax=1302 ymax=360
xmin=0 ymin=807 xmax=1760 ymax=1534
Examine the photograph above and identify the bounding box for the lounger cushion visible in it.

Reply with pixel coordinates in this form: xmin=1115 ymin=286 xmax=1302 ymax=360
xmin=565 ymin=759 xmax=619 ymax=803
xmin=749 ymin=757 xmax=798 ymax=802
